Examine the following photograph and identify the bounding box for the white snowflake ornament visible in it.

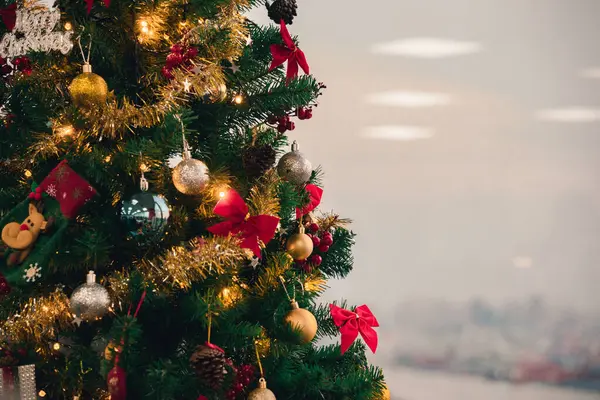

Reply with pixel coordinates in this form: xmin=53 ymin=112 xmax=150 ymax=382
xmin=23 ymin=263 xmax=42 ymax=282
xmin=46 ymin=183 xmax=57 ymax=197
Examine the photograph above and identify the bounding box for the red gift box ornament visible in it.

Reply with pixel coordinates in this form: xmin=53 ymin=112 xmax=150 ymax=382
xmin=84 ymin=0 xmax=110 ymax=15
xmin=38 ymin=160 xmax=97 ymax=219
xmin=208 ymin=189 xmax=279 ymax=258
xmin=269 ymin=20 xmax=310 ymax=85
xmin=0 ymin=3 xmax=16 ymax=31
xmin=296 ymin=184 xmax=323 ymax=220
xmin=329 ymin=304 xmax=379 ymax=355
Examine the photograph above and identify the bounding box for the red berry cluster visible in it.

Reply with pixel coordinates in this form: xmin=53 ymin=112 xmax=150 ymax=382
xmin=297 ymin=223 xmax=334 ymax=272
xmin=225 ymin=364 xmax=256 ymax=399
xmin=267 ymin=107 xmax=314 ymax=133
xmin=267 ymin=114 xmax=295 ymax=133
xmin=161 ymin=43 xmax=198 ymax=80
xmin=1 ymin=56 xmax=31 ymax=79
xmin=297 ymin=106 xmax=313 ymax=120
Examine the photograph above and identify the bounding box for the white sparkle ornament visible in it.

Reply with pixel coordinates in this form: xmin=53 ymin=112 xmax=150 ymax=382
xmin=0 ymin=7 xmax=73 ymax=58
xmin=23 ymin=263 xmax=42 ymax=283
xmin=69 ymin=271 xmax=110 ymax=321
xmin=172 ymin=130 xmax=209 ymax=195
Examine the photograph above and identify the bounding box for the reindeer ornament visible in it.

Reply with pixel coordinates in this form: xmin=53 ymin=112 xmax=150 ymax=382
xmin=1 ymin=193 xmax=53 ymax=266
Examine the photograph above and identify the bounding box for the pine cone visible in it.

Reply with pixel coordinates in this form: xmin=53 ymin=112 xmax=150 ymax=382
xmin=266 ymin=0 xmax=298 ymax=25
xmin=242 ymin=144 xmax=276 ymax=179
xmin=189 ymin=344 xmax=227 ymax=388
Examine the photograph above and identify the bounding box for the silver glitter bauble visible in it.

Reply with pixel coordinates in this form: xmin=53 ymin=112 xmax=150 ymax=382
xmin=277 ymin=140 xmax=312 ymax=185
xmin=172 ymin=157 xmax=210 ymax=195
xmin=69 ymin=271 xmax=110 ymax=321
xmin=120 ymin=191 xmax=170 ymax=242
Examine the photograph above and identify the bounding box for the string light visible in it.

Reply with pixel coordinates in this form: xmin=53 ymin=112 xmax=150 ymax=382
xmin=140 ymin=20 xmax=149 ymax=33
xmin=52 ymin=342 xmax=61 ymax=351
xmin=219 ymin=191 xmax=226 ymax=198
xmin=63 ymin=22 xmax=72 ymax=31
xmin=233 ymin=94 xmax=244 ymax=104
xmin=219 ymin=285 xmax=243 ymax=308
xmin=140 ymin=163 xmax=149 ymax=172
xmin=38 ymin=390 xmax=46 ymax=397
xmin=24 ymin=169 xmax=32 ymax=178
xmin=104 ymin=155 xmax=112 ymax=163
xmin=55 ymin=124 xmax=75 ymax=138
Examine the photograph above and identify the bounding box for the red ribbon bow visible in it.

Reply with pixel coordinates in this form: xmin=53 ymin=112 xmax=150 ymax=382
xmin=208 ymin=189 xmax=279 ymax=258
xmin=329 ymin=304 xmax=379 ymax=355
xmin=0 ymin=3 xmax=16 ymax=31
xmin=85 ymin=0 xmax=110 ymax=15
xmin=269 ymin=20 xmax=310 ymax=85
xmin=296 ymin=184 xmax=323 ymax=220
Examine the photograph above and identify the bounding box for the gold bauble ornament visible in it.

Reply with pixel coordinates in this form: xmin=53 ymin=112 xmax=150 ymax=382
xmin=378 ymin=383 xmax=391 ymax=400
xmin=104 ymin=341 xmax=121 ymax=361
xmin=285 ymin=225 xmax=313 ymax=261
xmin=284 ymin=300 xmax=318 ymax=343
xmin=172 ymin=135 xmax=210 ymax=195
xmin=247 ymin=378 xmax=276 ymax=400
xmin=69 ymin=63 xmax=108 ymax=108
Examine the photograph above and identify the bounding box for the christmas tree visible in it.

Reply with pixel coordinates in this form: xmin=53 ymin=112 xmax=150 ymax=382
xmin=0 ymin=0 xmax=389 ymax=398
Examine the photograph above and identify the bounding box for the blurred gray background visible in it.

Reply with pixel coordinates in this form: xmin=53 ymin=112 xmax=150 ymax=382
xmin=250 ymin=0 xmax=600 ymax=314
xmin=250 ymin=2 xmax=600 ymax=398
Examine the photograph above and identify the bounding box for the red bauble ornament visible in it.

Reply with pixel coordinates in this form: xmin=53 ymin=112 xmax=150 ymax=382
xmin=309 ymin=254 xmax=322 ymax=266
xmin=277 ymin=123 xmax=287 ymax=133
xmin=304 ymin=108 xmax=313 ymax=119
xmin=286 ymin=120 xmax=295 ymax=131
xmin=107 ymin=365 xmax=127 ymax=400
xmin=318 ymin=243 xmax=330 ymax=253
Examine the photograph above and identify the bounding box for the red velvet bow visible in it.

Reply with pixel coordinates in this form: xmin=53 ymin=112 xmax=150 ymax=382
xmin=296 ymin=184 xmax=322 ymax=220
xmin=85 ymin=0 xmax=110 ymax=15
xmin=208 ymin=189 xmax=279 ymax=258
xmin=0 ymin=3 xmax=16 ymax=31
xmin=269 ymin=20 xmax=309 ymax=85
xmin=329 ymin=304 xmax=379 ymax=355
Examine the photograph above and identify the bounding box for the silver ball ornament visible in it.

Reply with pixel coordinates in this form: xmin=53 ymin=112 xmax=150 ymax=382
xmin=120 ymin=191 xmax=170 ymax=242
xmin=69 ymin=271 xmax=110 ymax=321
xmin=172 ymin=156 xmax=210 ymax=195
xmin=277 ymin=141 xmax=312 ymax=185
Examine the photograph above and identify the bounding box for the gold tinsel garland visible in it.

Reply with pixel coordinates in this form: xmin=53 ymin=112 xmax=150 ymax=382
xmin=109 ymin=236 xmax=248 ymax=300
xmin=247 ymin=169 xmax=281 ymax=217
xmin=0 ymin=290 xmax=72 ymax=347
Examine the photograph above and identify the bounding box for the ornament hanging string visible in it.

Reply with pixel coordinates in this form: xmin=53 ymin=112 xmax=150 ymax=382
xmin=278 ymin=276 xmax=304 ymax=302
xmin=253 ymin=338 xmax=264 ymax=378
xmin=76 ymin=30 xmax=92 ymax=65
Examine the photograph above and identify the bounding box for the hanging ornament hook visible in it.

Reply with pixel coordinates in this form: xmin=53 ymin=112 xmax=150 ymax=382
xmin=76 ymin=30 xmax=93 ymax=70
xmin=139 ymin=152 xmax=149 ymax=191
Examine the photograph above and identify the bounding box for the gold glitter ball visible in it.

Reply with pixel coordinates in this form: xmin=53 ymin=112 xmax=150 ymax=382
xmin=69 ymin=65 xmax=108 ymax=108
xmin=172 ymin=158 xmax=210 ymax=195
